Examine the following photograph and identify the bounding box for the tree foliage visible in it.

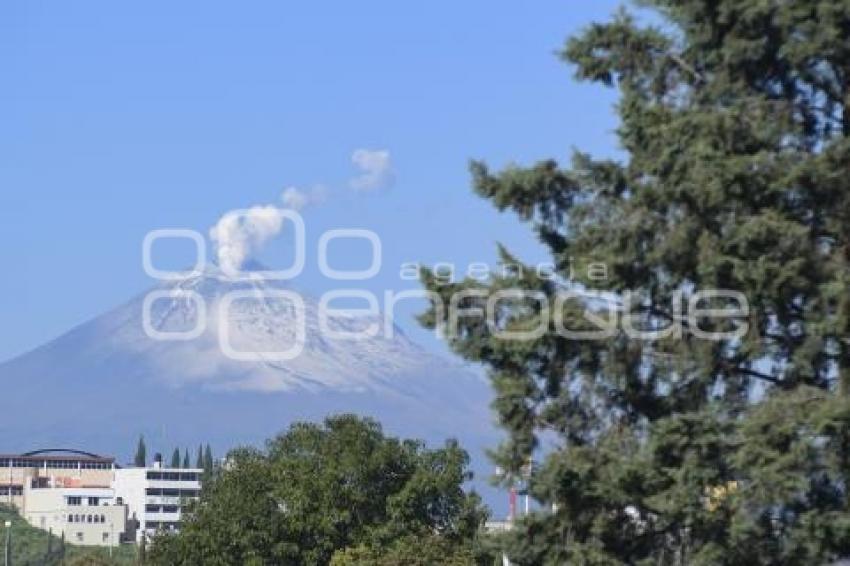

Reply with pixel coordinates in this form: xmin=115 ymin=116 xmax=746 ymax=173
xmin=148 ymin=415 xmax=488 ymax=566
xmin=329 ymin=534 xmax=485 ymax=566
xmin=203 ymin=444 xmax=213 ymax=477
xmin=134 ymin=436 xmax=146 ymax=468
xmin=419 ymin=1 xmax=850 ymax=563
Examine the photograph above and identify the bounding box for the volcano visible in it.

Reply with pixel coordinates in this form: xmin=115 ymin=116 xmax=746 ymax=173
xmin=0 ymin=264 xmax=495 ymax=468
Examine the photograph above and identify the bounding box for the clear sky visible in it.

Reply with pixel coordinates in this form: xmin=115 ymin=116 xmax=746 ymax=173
xmin=0 ymin=0 xmax=623 ymax=362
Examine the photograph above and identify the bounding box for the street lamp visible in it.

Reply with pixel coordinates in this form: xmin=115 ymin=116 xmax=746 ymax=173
xmin=4 ymin=520 xmax=11 ymax=566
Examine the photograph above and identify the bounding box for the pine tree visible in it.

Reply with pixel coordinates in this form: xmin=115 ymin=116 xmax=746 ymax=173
xmin=182 ymin=448 xmax=190 ymax=469
xmin=134 ymin=435 xmax=147 ymax=468
xmin=170 ymin=448 xmax=180 ymax=469
xmin=420 ymin=2 xmax=850 ymax=563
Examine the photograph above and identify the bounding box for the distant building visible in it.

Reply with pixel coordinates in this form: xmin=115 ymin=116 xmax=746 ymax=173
xmin=0 ymin=449 xmax=116 ymax=511
xmin=1 ymin=448 xmax=202 ymax=545
xmin=112 ymin=454 xmax=202 ymax=542
xmin=484 ymin=520 xmax=513 ymax=533
xmin=23 ymin=485 xmax=127 ymax=547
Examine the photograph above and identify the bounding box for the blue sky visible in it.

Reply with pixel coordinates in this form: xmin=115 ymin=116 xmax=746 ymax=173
xmin=0 ymin=0 xmax=622 ymax=362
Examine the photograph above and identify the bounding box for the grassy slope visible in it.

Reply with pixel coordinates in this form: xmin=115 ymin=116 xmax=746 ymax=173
xmin=0 ymin=504 xmax=137 ymax=565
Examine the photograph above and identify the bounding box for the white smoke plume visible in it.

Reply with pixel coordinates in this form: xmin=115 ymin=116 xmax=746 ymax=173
xmin=209 ymin=205 xmax=284 ymax=275
xmin=349 ymin=149 xmax=394 ymax=192
xmin=210 ymin=147 xmax=388 ymax=274
xmin=209 ymin=186 xmax=327 ymax=275
xmin=281 ymin=186 xmax=308 ymax=211
xmin=281 ymin=185 xmax=327 ymax=211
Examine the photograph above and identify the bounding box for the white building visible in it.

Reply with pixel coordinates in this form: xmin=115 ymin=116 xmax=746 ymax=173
xmin=112 ymin=458 xmax=202 ymax=542
xmin=2 ymin=449 xmax=203 ymax=545
xmin=22 ymin=484 xmax=127 ymax=547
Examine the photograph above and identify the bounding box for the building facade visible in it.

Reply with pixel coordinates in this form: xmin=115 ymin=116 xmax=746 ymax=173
xmin=112 ymin=460 xmax=202 ymax=542
xmin=1 ymin=449 xmax=202 ymax=546
xmin=0 ymin=450 xmax=116 ymax=511
xmin=22 ymin=485 xmax=127 ymax=547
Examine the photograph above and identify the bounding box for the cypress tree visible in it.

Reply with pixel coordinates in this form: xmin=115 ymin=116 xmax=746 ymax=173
xmin=196 ymin=444 xmax=204 ymax=469
xmin=203 ymin=444 xmax=213 ymax=476
xmin=420 ymin=1 xmax=850 ymax=563
xmin=134 ymin=435 xmax=147 ymax=467
xmin=182 ymin=448 xmax=190 ymax=469
xmin=170 ymin=448 xmax=180 ymax=469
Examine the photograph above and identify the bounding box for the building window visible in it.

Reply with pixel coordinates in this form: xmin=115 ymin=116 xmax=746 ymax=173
xmin=68 ymin=515 xmax=74 ymax=523
xmin=100 ymin=515 xmax=106 ymax=523
xmin=88 ymin=497 xmax=99 ymax=506
xmin=87 ymin=515 xmax=93 ymax=523
xmin=67 ymin=496 xmax=82 ymax=506
xmin=76 ymin=532 xmax=84 ymax=542
xmin=103 ymin=532 xmax=109 ymax=542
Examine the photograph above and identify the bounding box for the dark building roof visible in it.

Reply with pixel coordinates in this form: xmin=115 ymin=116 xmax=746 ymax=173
xmin=0 ymin=448 xmax=115 ymax=464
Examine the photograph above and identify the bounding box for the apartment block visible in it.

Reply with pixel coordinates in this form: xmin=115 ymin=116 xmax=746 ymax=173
xmin=112 ymin=460 xmax=202 ymax=542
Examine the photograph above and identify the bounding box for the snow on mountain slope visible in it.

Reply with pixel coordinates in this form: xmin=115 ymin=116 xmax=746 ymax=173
xmin=0 ymin=264 xmax=496 ymax=467
xmin=103 ymin=262 xmax=459 ymax=395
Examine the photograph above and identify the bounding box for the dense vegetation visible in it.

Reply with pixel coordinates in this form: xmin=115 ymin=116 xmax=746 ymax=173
xmin=148 ymin=415 xmax=494 ymax=565
xmin=418 ymin=0 xmax=850 ymax=563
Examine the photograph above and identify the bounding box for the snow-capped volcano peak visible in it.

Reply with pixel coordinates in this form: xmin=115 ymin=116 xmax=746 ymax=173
xmin=120 ymin=263 xmax=443 ymax=394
